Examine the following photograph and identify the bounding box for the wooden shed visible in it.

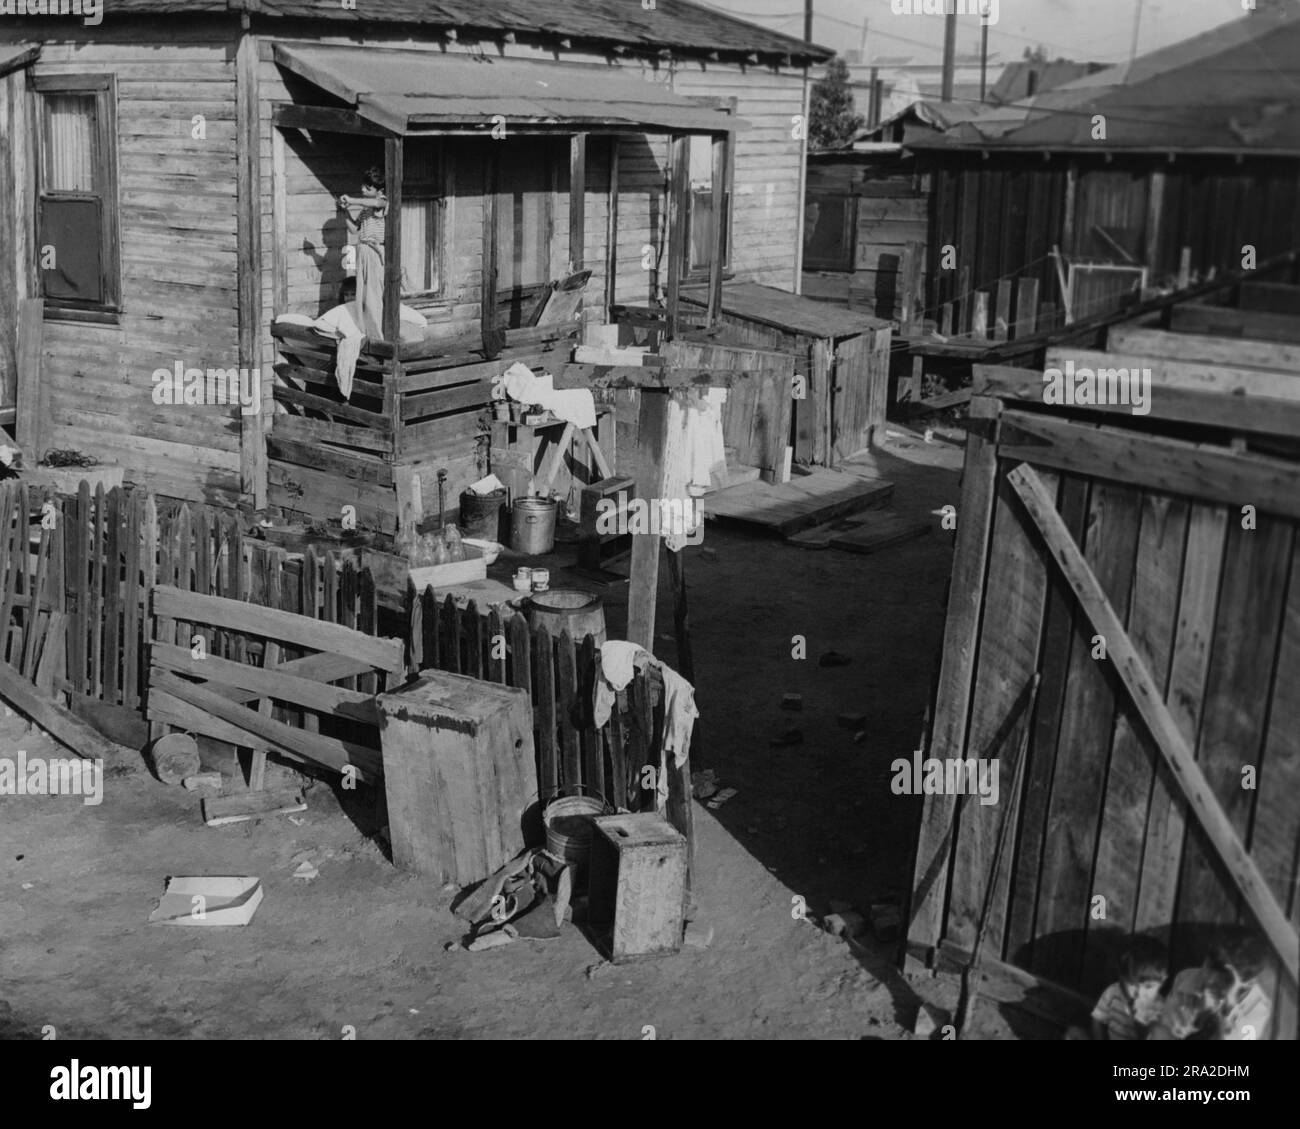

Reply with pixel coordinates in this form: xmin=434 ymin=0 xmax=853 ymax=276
xmin=906 ymin=286 xmax=1300 ymax=1038
xmin=680 ymin=282 xmax=891 ymax=465
xmin=0 ymin=1 xmax=829 ymax=519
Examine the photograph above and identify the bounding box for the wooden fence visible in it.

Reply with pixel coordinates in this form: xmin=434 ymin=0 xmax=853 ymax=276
xmin=0 ymin=481 xmax=381 ymax=742
xmin=408 ymin=586 xmax=659 ymax=811
xmin=907 ymin=313 xmax=1300 ymax=1039
xmin=0 ymin=478 xmax=661 ymax=813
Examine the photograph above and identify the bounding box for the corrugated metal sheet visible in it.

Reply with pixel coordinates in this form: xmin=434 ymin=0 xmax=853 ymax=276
xmin=914 ymin=7 xmax=1300 ymax=156
xmin=275 ymin=43 xmax=745 ymax=133
xmin=0 ymin=0 xmax=830 ymax=62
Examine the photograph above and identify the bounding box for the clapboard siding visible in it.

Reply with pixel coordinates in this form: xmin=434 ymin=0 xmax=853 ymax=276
xmin=25 ymin=41 xmax=242 ymax=506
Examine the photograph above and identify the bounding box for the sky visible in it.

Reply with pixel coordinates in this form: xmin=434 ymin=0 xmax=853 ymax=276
xmin=692 ymin=0 xmax=1258 ymax=65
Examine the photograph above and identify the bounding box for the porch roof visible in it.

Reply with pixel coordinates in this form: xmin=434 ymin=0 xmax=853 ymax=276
xmin=274 ymin=43 xmax=746 ymax=136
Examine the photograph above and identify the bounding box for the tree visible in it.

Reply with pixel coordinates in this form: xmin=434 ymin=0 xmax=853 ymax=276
xmin=809 ymin=56 xmax=864 ymax=150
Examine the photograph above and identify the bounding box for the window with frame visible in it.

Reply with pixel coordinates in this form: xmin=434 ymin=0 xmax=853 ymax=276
xmin=401 ymin=140 xmax=447 ymax=298
xmin=34 ymin=76 xmax=120 ymax=316
xmin=684 ymin=132 xmax=733 ymax=279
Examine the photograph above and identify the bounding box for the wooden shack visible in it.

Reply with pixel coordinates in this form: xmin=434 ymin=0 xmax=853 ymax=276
xmin=906 ymin=285 xmax=1300 ymax=1039
xmin=0 ymin=2 xmax=830 ymax=521
xmin=679 ymin=282 xmax=891 ymax=465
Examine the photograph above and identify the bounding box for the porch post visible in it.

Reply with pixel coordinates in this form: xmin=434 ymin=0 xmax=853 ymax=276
xmin=481 ymin=147 xmax=500 ymax=357
xmin=665 ymin=133 xmax=689 ymax=340
xmin=569 ymin=133 xmax=587 ymax=271
xmin=706 ymin=131 xmax=727 ymax=326
xmin=605 ymin=136 xmax=619 ymax=317
xmin=382 ymin=135 xmax=404 ymax=349
xmin=235 ymin=29 xmax=266 ymax=507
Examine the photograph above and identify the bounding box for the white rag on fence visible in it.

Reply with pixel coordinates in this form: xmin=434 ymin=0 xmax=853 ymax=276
xmin=498 ymin=362 xmax=597 ymax=430
xmin=592 ymin=640 xmax=699 ymax=809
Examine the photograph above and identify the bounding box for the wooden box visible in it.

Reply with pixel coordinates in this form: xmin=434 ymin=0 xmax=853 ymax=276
xmin=588 ymin=813 xmax=687 ymax=962
xmin=376 ymin=670 xmax=537 ymax=886
xmin=406 ymin=542 xmax=488 ymax=589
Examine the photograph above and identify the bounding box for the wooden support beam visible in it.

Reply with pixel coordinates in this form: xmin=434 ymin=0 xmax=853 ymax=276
xmin=1014 ymin=277 xmax=1039 ymax=339
xmin=706 ymin=134 xmax=727 ymax=326
xmin=481 ymin=148 xmax=500 ymax=358
xmin=665 ymin=134 xmax=689 ymax=341
xmin=605 ymin=137 xmax=619 ymax=316
xmin=236 ymin=33 xmax=266 ymax=507
xmin=14 ymin=298 xmax=44 ymax=457
xmin=975 ymin=364 xmax=1300 ymax=440
xmin=569 ymin=133 xmax=586 ymax=272
xmin=271 ymin=103 xmax=392 ymax=137
xmin=0 ymin=661 xmax=128 ymax=764
xmin=627 ymin=391 xmax=670 ymax=650
xmin=1007 ymin=462 xmax=1299 ymax=989
xmin=382 ymin=137 xmax=404 ymax=348
xmin=998 ymin=409 xmax=1300 ymax=522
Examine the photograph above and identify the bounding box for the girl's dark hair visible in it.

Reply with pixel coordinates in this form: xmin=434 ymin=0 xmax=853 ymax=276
xmin=1121 ymin=935 xmax=1168 ymax=980
xmin=339 ymin=277 xmax=357 ymax=305
xmin=362 ymin=166 xmax=385 ymax=191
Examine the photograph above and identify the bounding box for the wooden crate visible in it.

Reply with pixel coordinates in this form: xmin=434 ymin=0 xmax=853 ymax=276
xmin=376 ymin=669 xmax=537 ymax=886
xmin=588 ymin=812 xmax=687 ymax=962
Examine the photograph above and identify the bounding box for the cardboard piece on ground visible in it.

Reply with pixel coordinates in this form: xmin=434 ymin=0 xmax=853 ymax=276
xmin=148 ymin=876 xmax=264 ymax=926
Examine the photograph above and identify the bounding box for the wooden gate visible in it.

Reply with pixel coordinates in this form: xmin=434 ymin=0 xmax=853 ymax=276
xmin=907 ymin=317 xmax=1300 ymax=1038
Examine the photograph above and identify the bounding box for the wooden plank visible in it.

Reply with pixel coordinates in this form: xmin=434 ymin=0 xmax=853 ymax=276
xmin=1006 ymin=463 xmax=1299 ymax=988
xmin=1255 ymin=546 xmax=1300 ymax=1039
xmin=1170 ymin=304 xmax=1300 ymax=344
xmin=481 ymin=146 xmax=498 ymax=354
xmin=605 ymin=137 xmax=619 ymax=315
xmin=976 ymin=363 xmax=1300 ymax=440
xmin=556 ymin=630 xmax=580 ymax=792
xmin=0 ymin=485 xmax=22 ymax=668
xmin=1005 ymin=473 xmax=1087 ymax=966
xmin=1134 ymin=504 xmax=1228 ymax=944
xmin=1239 ymin=281 xmax=1300 ymax=315
xmin=103 ymin=487 xmax=121 ymax=706
xmin=1045 ymin=346 xmax=1300 ymax=404
xmin=1033 ymin=480 xmax=1142 ymax=985
xmin=151 ymin=641 xmax=378 ymax=723
xmin=463 ymin=600 xmax=483 ymax=681
xmin=579 ymin=633 xmax=605 ymax=799
xmin=827 ymin=512 xmax=930 ymax=555
xmin=151 ymin=585 xmax=404 ymax=673
xmin=994 ymin=279 xmax=1012 ymax=342
xmin=1014 ymin=277 xmax=1039 ymax=340
xmin=971 ymin=291 xmax=990 ymax=342
xmin=701 ymin=472 xmax=894 ymax=538
xmin=999 ymin=410 xmax=1300 ymax=523
xmin=236 ymin=32 xmax=265 ymax=507
xmin=0 ymin=661 xmax=128 ymax=763
xmin=532 ymin=624 xmax=557 ymax=797
xmin=569 ymin=133 xmax=586 ymax=272
xmin=907 ymin=396 xmax=1002 ymax=964
xmin=150 ymin=669 xmax=381 ymax=782
xmin=627 ymin=390 xmax=669 ymax=651
xmin=1083 ymin=491 xmax=1187 ymax=987
xmin=73 ymin=482 xmax=91 ymax=696
xmin=1175 ymin=518 xmax=1293 ymax=942
xmin=945 ymin=472 xmax=1053 ymax=957
xmin=14 ymin=299 xmax=44 ymax=457
xmin=1107 ymin=326 xmax=1300 ymax=373
xmin=665 ymin=134 xmax=688 ymax=340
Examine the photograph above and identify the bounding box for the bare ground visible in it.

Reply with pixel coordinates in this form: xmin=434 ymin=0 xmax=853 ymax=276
xmin=1 ymin=430 xmax=1018 ymax=1040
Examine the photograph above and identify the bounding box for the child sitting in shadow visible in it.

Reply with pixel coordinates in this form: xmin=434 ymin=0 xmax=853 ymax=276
xmin=1149 ymin=928 xmax=1273 ymax=1041
xmin=1081 ymin=935 xmax=1168 ymax=1040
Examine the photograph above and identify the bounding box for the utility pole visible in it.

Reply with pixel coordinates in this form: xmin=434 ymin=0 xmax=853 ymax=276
xmin=941 ymin=10 xmax=958 ymax=102
xmin=1129 ymin=0 xmax=1145 ymax=62
xmin=980 ymin=23 xmax=989 ymax=101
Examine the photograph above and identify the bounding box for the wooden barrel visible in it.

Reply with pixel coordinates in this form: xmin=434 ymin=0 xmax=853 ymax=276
xmin=525 ymin=589 xmax=606 ymax=646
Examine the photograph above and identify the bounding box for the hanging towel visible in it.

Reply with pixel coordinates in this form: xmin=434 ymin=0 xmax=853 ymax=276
xmin=500 ymin=362 xmax=597 ymax=430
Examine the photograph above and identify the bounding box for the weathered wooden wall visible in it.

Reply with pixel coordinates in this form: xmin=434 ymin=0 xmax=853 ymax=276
xmin=24 ymin=35 xmax=244 ymax=505
xmin=804 ymin=154 xmax=928 ymax=321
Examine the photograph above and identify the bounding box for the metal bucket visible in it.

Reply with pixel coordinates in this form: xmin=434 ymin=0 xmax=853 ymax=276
xmin=459 ymin=487 xmax=508 ymax=541
xmin=543 ymin=787 xmax=612 ymax=878
xmin=511 ymin=496 xmax=559 ymax=555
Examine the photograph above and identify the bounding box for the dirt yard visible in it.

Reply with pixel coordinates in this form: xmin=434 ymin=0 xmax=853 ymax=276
xmin=1 ymin=429 xmax=1015 ymax=1040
